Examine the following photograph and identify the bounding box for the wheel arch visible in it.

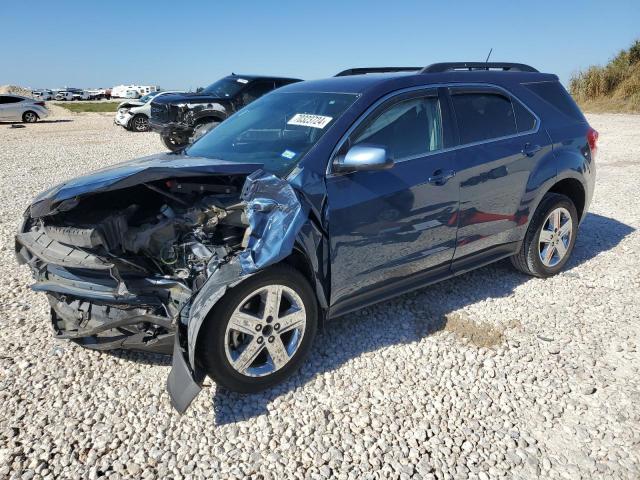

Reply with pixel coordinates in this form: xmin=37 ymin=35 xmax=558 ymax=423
xmin=281 ymin=245 xmax=329 ymax=329
xmin=22 ymin=110 xmax=39 ymax=122
xmin=128 ymin=112 xmax=148 ymax=129
xmin=193 ymin=113 xmax=225 ymax=126
xmin=547 ymin=177 xmax=586 ymax=220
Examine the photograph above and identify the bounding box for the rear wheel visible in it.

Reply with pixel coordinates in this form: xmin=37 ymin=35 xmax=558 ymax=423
xmin=161 ymin=132 xmax=189 ymax=152
xmin=131 ymin=114 xmax=149 ymax=132
xmin=22 ymin=111 xmax=38 ymax=123
xmin=198 ymin=264 xmax=317 ymax=393
xmin=511 ymin=193 xmax=578 ymax=277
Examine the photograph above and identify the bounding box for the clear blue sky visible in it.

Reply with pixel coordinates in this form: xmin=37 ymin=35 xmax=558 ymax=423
xmin=3 ymin=0 xmax=639 ymax=90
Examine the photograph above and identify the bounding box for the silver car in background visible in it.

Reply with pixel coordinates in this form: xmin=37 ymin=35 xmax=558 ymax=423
xmin=114 ymin=91 xmax=182 ymax=132
xmin=0 ymin=95 xmax=49 ymax=123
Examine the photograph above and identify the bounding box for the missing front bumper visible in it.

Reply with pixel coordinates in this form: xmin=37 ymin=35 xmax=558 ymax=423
xmin=49 ymin=295 xmax=175 ymax=354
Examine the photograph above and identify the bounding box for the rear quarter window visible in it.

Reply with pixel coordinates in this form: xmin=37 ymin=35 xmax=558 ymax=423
xmin=513 ymin=99 xmax=537 ymax=132
xmin=523 ymin=81 xmax=586 ymax=123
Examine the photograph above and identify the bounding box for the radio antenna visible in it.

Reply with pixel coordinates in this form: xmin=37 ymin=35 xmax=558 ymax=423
xmin=485 ymin=48 xmax=493 ymax=64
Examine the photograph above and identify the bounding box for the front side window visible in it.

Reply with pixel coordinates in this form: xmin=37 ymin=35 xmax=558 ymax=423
xmin=451 ymin=92 xmax=517 ymax=144
xmin=350 ymin=95 xmax=443 ymax=161
xmin=241 ymin=81 xmax=276 ymax=104
xmin=186 ymin=91 xmax=359 ymax=177
xmin=201 ymin=77 xmax=248 ymax=97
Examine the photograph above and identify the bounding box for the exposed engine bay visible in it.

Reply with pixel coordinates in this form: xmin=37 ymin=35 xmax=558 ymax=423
xmin=16 ymin=174 xmax=251 ymax=353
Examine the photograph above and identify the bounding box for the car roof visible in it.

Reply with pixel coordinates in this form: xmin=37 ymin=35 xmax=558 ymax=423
xmin=278 ymin=70 xmax=559 ymax=96
xmin=226 ymin=74 xmax=303 ymax=82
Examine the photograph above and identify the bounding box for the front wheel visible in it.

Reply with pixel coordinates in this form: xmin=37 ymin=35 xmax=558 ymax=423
xmin=192 ymin=121 xmax=219 ymax=142
xmin=22 ymin=111 xmax=38 ymax=123
xmin=198 ymin=265 xmax=318 ymax=393
xmin=130 ymin=114 xmax=149 ymax=132
xmin=511 ymin=193 xmax=578 ymax=277
xmin=161 ymin=132 xmax=189 ymax=152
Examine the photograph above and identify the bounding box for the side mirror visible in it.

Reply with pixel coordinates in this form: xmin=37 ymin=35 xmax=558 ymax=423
xmin=334 ymin=144 xmax=394 ymax=173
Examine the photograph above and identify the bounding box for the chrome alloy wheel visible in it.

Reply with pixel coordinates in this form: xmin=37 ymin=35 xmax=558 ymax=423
xmin=538 ymin=207 xmax=573 ymax=267
xmin=133 ymin=115 xmax=148 ymax=131
xmin=23 ymin=112 xmax=37 ymax=123
xmin=224 ymin=285 xmax=307 ymax=377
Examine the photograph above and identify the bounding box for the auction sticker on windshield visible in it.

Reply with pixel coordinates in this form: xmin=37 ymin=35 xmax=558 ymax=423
xmin=287 ymin=114 xmax=333 ymax=129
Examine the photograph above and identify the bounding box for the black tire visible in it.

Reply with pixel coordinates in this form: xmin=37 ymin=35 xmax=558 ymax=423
xmin=192 ymin=121 xmax=220 ymax=142
xmin=130 ymin=114 xmax=150 ymax=132
xmin=511 ymin=193 xmax=578 ymax=277
xmin=161 ymin=132 xmax=189 ymax=152
xmin=198 ymin=264 xmax=318 ymax=393
xmin=22 ymin=111 xmax=38 ymax=123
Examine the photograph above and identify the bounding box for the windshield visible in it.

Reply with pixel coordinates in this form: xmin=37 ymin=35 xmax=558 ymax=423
xmin=201 ymin=77 xmax=249 ymax=97
xmin=139 ymin=92 xmax=160 ymax=103
xmin=186 ymin=91 xmax=359 ymax=176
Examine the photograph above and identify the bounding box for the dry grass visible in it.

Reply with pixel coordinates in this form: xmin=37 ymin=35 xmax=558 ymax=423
xmin=53 ymin=102 xmax=120 ymax=113
xmin=570 ymin=39 xmax=640 ymax=113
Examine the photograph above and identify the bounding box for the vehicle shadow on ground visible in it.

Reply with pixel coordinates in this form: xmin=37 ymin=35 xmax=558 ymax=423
xmin=38 ymin=119 xmax=74 ymax=124
xmin=1 ymin=120 xmax=73 ymax=125
xmin=106 ymin=349 xmax=172 ymax=366
xmin=208 ymin=212 xmax=634 ymax=424
xmin=101 ymin=213 xmax=634 ymax=422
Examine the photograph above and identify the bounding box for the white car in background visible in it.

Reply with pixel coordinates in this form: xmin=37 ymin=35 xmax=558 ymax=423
xmin=55 ymin=91 xmax=74 ymax=101
xmin=0 ymin=95 xmax=49 ymax=123
xmin=32 ymin=90 xmax=54 ymax=100
xmin=72 ymin=91 xmax=91 ymax=101
xmin=114 ymin=91 xmax=182 ymax=132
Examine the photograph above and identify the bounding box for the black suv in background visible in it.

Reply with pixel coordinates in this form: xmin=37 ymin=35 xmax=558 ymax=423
xmin=149 ymin=74 xmax=302 ymax=151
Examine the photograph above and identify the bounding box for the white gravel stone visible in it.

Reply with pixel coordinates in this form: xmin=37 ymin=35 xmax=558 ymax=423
xmin=0 ymin=109 xmax=639 ymax=478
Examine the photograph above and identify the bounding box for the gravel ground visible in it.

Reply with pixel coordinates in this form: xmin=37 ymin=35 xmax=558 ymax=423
xmin=0 ymin=108 xmax=638 ymax=480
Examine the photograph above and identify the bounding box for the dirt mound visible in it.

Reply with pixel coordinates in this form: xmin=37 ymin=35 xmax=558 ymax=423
xmin=0 ymin=85 xmax=34 ymax=97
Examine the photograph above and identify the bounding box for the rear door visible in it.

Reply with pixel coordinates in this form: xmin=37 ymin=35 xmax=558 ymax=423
xmin=446 ymin=86 xmax=550 ymax=263
xmin=326 ymin=88 xmax=460 ymax=313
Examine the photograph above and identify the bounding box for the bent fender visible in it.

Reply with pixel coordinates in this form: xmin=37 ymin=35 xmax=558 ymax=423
xmin=167 ymin=170 xmax=310 ymax=413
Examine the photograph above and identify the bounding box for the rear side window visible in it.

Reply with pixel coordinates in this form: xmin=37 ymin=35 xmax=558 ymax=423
xmin=351 ymin=95 xmax=443 ymax=161
xmin=523 ymin=81 xmax=586 ymax=122
xmin=451 ymin=92 xmax=516 ymax=144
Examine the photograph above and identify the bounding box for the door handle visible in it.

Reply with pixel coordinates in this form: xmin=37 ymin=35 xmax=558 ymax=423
xmin=522 ymin=143 xmax=542 ymax=157
xmin=428 ymin=169 xmax=456 ymax=186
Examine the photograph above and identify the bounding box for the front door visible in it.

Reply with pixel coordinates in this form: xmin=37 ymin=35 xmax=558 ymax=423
xmin=325 ymin=89 xmax=460 ymax=315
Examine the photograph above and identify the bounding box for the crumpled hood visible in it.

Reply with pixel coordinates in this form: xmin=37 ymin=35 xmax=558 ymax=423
xmin=29 ymin=152 xmax=263 ymax=218
xmin=117 ymin=100 xmax=144 ymax=110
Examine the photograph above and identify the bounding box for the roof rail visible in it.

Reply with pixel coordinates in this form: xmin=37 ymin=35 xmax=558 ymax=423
xmin=335 ymin=67 xmax=421 ymax=77
xmin=420 ymin=62 xmax=539 ymax=73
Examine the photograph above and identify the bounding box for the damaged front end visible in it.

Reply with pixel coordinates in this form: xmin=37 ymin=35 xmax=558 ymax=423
xmin=16 ymin=155 xmax=313 ymax=412
xmin=16 ymin=172 xmax=249 ymax=353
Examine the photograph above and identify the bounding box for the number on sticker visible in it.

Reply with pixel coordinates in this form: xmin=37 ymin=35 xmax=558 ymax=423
xmin=287 ymin=114 xmax=333 ymax=129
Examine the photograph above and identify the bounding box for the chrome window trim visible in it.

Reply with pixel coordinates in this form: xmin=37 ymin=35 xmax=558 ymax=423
xmin=326 ymin=82 xmax=541 ymax=177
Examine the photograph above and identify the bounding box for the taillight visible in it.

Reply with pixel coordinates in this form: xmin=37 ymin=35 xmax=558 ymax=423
xmin=587 ymin=127 xmax=599 ymax=159
xmin=34 ymin=101 xmax=45 ymax=107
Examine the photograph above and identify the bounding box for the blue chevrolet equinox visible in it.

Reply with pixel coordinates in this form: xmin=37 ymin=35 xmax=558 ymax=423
xmin=16 ymin=63 xmax=597 ymax=411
